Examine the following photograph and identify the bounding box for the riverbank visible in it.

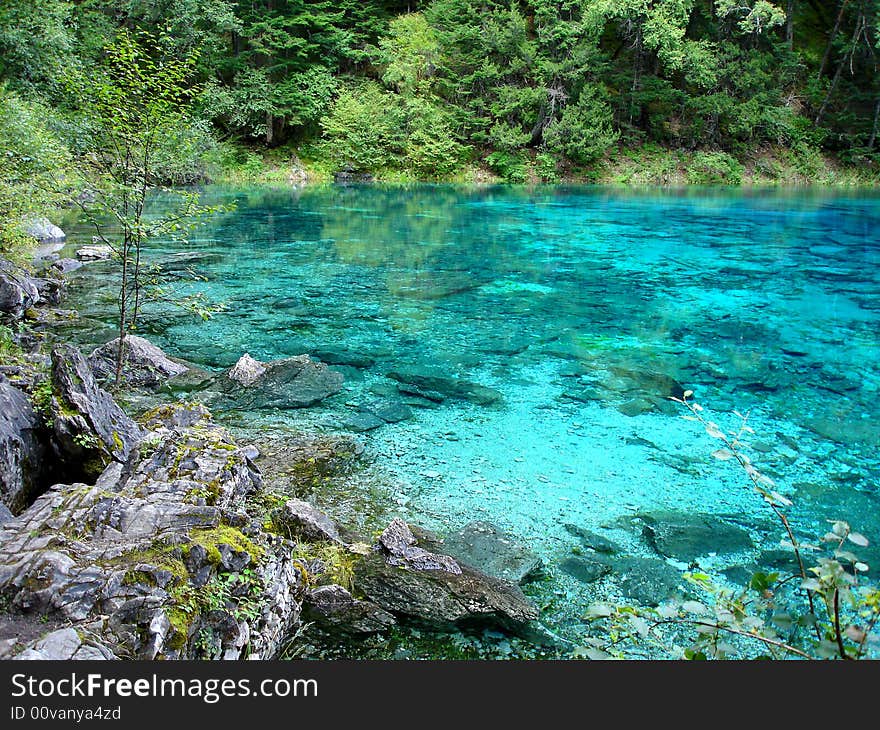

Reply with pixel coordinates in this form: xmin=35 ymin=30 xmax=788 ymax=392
xmin=208 ymin=141 xmax=880 ymax=189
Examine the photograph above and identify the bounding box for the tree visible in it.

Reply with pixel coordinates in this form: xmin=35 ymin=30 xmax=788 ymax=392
xmin=67 ymin=29 xmax=220 ymax=384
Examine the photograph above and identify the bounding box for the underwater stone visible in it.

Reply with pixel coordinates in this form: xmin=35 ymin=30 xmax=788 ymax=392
xmin=386 ymin=367 xmax=503 ymax=406
xmin=613 ymin=556 xmax=685 ymax=606
xmin=222 ymin=354 xmax=343 ymax=409
xmin=559 ymin=555 xmax=612 ymax=584
xmin=638 ymin=510 xmax=753 ymax=561
xmin=343 ymin=413 xmax=384 ymax=432
xmin=563 ymin=524 xmax=621 ymax=554
xmin=443 ymin=521 xmax=544 ymax=585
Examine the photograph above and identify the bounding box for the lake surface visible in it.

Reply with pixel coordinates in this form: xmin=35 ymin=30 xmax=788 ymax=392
xmin=63 ymin=184 xmax=880 ymax=655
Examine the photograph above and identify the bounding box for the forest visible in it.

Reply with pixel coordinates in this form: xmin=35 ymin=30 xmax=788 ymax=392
xmin=1 ymin=1 xmax=879 ymax=200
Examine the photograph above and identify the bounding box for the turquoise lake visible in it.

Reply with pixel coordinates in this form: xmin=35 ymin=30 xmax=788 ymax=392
xmin=63 ymin=184 xmax=880 ymax=653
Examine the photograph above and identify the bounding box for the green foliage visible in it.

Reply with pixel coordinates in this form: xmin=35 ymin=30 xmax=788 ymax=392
xmin=319 ymin=81 xmax=405 ymax=173
xmin=544 ymin=85 xmax=619 ymax=166
xmin=686 ymin=150 xmax=744 ymax=185
xmin=0 ymin=87 xmax=71 ymax=258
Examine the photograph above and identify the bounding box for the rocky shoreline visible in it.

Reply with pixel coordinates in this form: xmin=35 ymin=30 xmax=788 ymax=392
xmin=0 ymin=238 xmax=544 ymax=660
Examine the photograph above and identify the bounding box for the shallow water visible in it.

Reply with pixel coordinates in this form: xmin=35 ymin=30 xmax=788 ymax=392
xmin=62 ymin=184 xmax=880 ymax=651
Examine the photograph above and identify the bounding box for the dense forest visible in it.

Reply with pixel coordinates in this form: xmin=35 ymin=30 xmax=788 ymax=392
xmin=1 ymin=0 xmax=879 ymax=228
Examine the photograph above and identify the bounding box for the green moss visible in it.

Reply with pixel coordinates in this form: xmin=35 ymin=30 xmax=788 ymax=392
xmin=290 ymin=542 xmax=358 ymax=592
xmin=164 ymin=607 xmax=192 ymax=651
xmin=122 ymin=569 xmax=158 ymax=587
xmin=187 ymin=525 xmax=263 ymax=565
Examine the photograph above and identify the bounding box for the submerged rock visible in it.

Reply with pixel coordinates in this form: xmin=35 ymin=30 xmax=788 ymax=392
xmin=563 ymin=524 xmax=621 ymax=554
xmin=638 ymin=510 xmax=753 ymax=561
xmin=442 ymin=521 xmax=544 ymax=585
xmin=222 ymin=353 xmax=343 ymax=409
xmin=49 ymin=344 xmax=145 ymax=475
xmin=614 ymin=556 xmax=685 ymax=606
xmin=0 ymin=377 xmax=48 ymax=514
xmin=559 ymin=555 xmax=612 ymax=584
xmin=354 ymin=519 xmax=538 ymax=633
xmin=343 ymin=413 xmax=385 ymax=432
xmin=386 ymin=367 xmax=503 ymax=406
xmin=88 ymin=336 xmax=189 ymax=390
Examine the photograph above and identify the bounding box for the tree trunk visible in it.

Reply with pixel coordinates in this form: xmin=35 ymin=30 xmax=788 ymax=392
xmin=786 ymin=0 xmax=795 ymax=49
xmin=815 ymin=14 xmax=862 ymax=125
xmin=115 ymin=239 xmax=129 ymax=387
xmin=868 ymin=94 xmax=880 ymax=151
xmin=818 ymin=1 xmax=850 ymax=80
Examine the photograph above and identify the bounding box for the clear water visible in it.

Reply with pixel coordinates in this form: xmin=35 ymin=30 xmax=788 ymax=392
xmin=63 ymin=184 xmax=880 ymax=648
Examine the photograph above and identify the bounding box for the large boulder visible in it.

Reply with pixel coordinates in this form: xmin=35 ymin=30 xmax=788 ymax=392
xmin=386 ymin=367 xmax=503 ymax=406
xmin=354 ymin=519 xmax=538 ymax=633
xmin=442 ymin=521 xmax=544 ymax=585
xmin=0 ymin=377 xmax=48 ymax=513
xmin=222 ymin=353 xmax=343 ymax=409
xmin=302 ymin=585 xmax=395 ymax=636
xmin=0 ymin=403 xmax=304 ymax=660
xmin=88 ymin=336 xmax=189 ymax=390
xmin=0 ymin=259 xmax=39 ymax=320
xmin=49 ymin=345 xmax=144 ymax=477
xmin=22 ymin=217 xmax=65 ymax=242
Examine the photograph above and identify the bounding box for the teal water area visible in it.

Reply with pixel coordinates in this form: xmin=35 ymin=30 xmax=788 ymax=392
xmin=63 ymin=185 xmax=880 ymax=653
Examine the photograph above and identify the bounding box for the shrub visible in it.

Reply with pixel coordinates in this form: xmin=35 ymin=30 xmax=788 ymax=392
xmin=544 ymin=85 xmax=619 ymax=167
xmin=686 ymin=150 xmax=744 ymax=185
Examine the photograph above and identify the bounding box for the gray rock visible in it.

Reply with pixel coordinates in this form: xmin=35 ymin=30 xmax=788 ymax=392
xmin=0 ymin=377 xmax=48 ymax=513
xmin=0 ymin=502 xmax=13 ymax=524
xmin=50 ymin=344 xmax=145 ymax=472
xmin=76 ymin=245 xmax=112 ymax=261
xmin=639 ymin=510 xmax=753 ymax=561
xmin=614 ymin=556 xmax=685 ymax=606
xmin=563 ymin=524 xmax=621 ymax=554
xmin=355 ymin=546 xmax=538 ymax=634
xmin=559 ymin=555 xmax=612 ymax=584
xmin=222 ymin=354 xmax=343 ymax=409
xmin=0 ymin=259 xmax=39 ymax=320
xmin=302 ymin=584 xmax=395 ymax=635
xmin=88 ymin=336 xmax=189 ymax=389
xmin=13 ymin=628 xmax=81 ymax=660
xmin=358 ymin=399 xmax=412 ymax=424
xmin=228 ymin=353 xmax=265 ymax=386
xmin=442 ymin=521 xmax=544 ymax=584
xmin=22 ymin=217 xmax=65 ymax=242
xmin=0 ymin=403 xmax=302 ymax=660
xmin=343 ymin=413 xmax=384 ymax=432
xmin=387 ymin=367 xmax=503 ymax=406
xmin=310 ymin=348 xmax=375 ymax=369
xmin=277 ymin=499 xmax=341 ymax=543
xmin=52 ymin=258 xmax=83 ymax=274
xmin=377 ymin=518 xmax=461 ymax=573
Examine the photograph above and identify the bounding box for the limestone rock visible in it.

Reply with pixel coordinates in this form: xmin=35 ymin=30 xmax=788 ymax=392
xmin=276 ymin=499 xmax=341 ymax=543
xmin=442 ymin=521 xmax=544 ymax=584
xmin=223 ymin=354 xmax=343 ymax=409
xmin=76 ymin=245 xmax=112 ymax=261
xmin=0 ymin=377 xmax=48 ymax=513
xmin=88 ymin=336 xmax=189 ymax=389
xmin=50 ymin=345 xmax=144 ymax=473
xmin=302 ymin=584 xmax=395 ymax=635
xmin=0 ymin=259 xmax=40 ymax=320
xmin=22 ymin=217 xmax=65 ymax=242
xmin=353 ymin=519 xmax=538 ymax=633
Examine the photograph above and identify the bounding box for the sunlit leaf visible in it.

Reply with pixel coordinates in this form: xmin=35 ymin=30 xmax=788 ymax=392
xmin=848 ymin=532 xmax=869 ymax=547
